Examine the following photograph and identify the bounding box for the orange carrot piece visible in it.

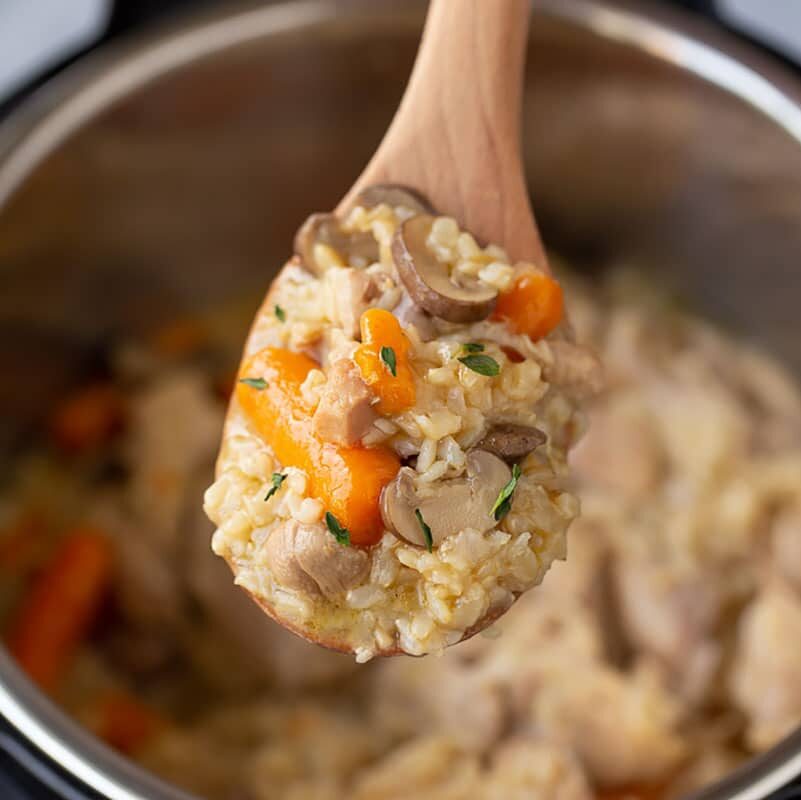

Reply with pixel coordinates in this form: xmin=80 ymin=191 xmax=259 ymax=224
xmin=93 ymin=691 xmax=165 ymax=755
xmin=6 ymin=527 xmax=112 ymax=691
xmin=50 ymin=384 xmax=125 ymax=453
xmin=492 ymin=271 xmax=564 ymax=341
xmin=354 ymin=308 xmax=416 ymax=414
xmin=237 ymin=348 xmax=400 ymax=546
xmin=149 ymin=317 xmax=208 ymax=358
xmin=0 ymin=512 xmax=47 ymax=573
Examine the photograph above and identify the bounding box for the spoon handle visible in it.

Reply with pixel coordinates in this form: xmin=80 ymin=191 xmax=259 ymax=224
xmin=340 ymin=0 xmax=545 ymax=265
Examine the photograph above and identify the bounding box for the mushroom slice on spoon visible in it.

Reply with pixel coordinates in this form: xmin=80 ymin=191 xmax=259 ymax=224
xmin=381 ymin=450 xmax=511 ymax=548
xmin=476 ymin=424 xmax=547 ymax=464
xmin=294 ymin=212 xmax=379 ymax=275
xmin=392 ymin=214 xmax=498 ymax=323
xmin=356 ymin=183 xmax=436 ymax=215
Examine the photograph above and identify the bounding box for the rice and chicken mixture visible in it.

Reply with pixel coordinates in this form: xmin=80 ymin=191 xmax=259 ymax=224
xmin=1 ymin=267 xmax=800 ymax=799
xmin=205 ymin=192 xmax=597 ymax=659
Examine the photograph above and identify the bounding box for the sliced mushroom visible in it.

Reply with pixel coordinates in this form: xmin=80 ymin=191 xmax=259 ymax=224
xmin=381 ymin=450 xmax=511 ymax=548
xmin=294 ymin=212 xmax=379 ymax=275
xmin=262 ymin=519 xmax=369 ymax=600
xmin=476 ymin=423 xmax=547 ymax=463
xmin=392 ymin=214 xmax=497 ymax=323
xmin=356 ymin=183 xmax=435 ymax=215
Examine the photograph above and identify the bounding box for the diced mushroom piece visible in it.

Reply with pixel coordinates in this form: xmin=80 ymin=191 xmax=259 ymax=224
xmin=294 ymin=212 xmax=379 ymax=275
xmin=381 ymin=450 xmax=511 ymax=548
xmin=262 ymin=519 xmax=369 ymax=600
xmin=313 ymin=358 xmax=377 ymax=446
xmin=476 ymin=424 xmax=546 ymax=463
xmin=543 ymin=339 xmax=604 ymax=399
xmin=392 ymin=214 xmax=497 ymax=323
xmin=356 ymin=183 xmax=435 ymax=215
xmin=325 ymin=267 xmax=379 ymax=339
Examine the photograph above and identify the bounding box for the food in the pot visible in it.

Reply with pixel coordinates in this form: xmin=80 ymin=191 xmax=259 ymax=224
xmin=2 ymin=267 xmax=800 ymax=800
xmin=206 ymin=193 xmax=596 ymax=659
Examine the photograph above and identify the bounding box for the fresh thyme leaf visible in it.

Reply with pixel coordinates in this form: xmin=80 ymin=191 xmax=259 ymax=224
xmin=325 ymin=512 xmax=351 ymax=547
xmin=274 ymin=304 xmax=286 ymax=322
xmin=462 ymin=342 xmax=485 ymax=354
xmin=491 ymin=463 xmax=522 ymax=521
xmin=380 ymin=346 xmax=397 ymax=377
xmin=239 ymin=377 xmax=268 ymax=390
xmin=264 ymin=472 xmax=286 ymax=501
xmin=414 ymin=509 xmax=433 ymax=552
xmin=458 ymin=354 xmax=500 ymax=377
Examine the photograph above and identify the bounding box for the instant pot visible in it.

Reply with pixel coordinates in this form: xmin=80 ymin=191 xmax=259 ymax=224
xmin=1 ymin=1 xmax=801 ymax=798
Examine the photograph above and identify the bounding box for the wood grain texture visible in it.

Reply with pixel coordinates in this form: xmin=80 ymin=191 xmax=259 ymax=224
xmin=340 ymin=0 xmax=546 ymax=266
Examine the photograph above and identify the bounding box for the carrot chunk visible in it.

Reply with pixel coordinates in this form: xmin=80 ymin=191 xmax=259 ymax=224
xmin=354 ymin=308 xmax=416 ymax=414
xmin=6 ymin=527 xmax=112 ymax=691
xmin=237 ymin=348 xmax=400 ymax=546
xmin=93 ymin=691 xmax=165 ymax=755
xmin=492 ymin=271 xmax=564 ymax=341
xmin=50 ymin=384 xmax=125 ymax=453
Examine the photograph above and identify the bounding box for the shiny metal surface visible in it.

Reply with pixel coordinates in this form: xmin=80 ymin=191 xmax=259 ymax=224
xmin=0 ymin=1 xmax=800 ymax=798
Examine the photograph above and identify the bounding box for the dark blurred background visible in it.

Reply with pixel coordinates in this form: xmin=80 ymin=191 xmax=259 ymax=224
xmin=1 ymin=0 xmax=800 ymax=119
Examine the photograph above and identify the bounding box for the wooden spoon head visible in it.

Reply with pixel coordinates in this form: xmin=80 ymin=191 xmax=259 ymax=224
xmin=216 ymin=260 xmax=518 ymax=657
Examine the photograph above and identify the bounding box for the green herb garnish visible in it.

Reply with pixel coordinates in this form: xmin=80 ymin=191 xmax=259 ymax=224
xmin=325 ymin=512 xmax=351 ymax=547
xmin=491 ymin=463 xmax=522 ymax=521
xmin=462 ymin=342 xmax=485 ymax=354
xmin=414 ymin=509 xmax=433 ymax=552
xmin=264 ymin=472 xmax=286 ymax=502
xmin=380 ymin=346 xmax=397 ymax=377
xmin=274 ymin=304 xmax=286 ymax=322
xmin=239 ymin=377 xmax=268 ymax=390
xmin=458 ymin=354 xmax=500 ymax=377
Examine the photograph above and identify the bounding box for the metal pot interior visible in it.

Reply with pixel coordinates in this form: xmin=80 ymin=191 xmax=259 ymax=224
xmin=0 ymin=1 xmax=800 ymax=798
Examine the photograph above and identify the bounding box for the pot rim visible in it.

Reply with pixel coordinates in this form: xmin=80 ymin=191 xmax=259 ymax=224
xmin=1 ymin=2 xmax=801 ymax=799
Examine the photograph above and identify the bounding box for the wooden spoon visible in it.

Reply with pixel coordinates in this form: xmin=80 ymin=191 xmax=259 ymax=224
xmin=220 ymin=0 xmax=544 ymax=655
xmin=340 ymin=0 xmax=544 ymax=266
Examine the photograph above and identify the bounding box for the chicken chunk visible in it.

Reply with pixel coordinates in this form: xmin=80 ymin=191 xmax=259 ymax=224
xmin=484 ymin=740 xmax=592 ymax=800
xmin=312 ymin=358 xmax=377 ymax=446
xmin=532 ymin=662 xmax=686 ymax=787
xmin=730 ymin=580 xmax=801 ymax=750
xmin=570 ymin=395 xmax=664 ymax=499
xmin=543 ymin=339 xmax=604 ymax=400
xmin=261 ymin=519 xmax=369 ymax=600
xmin=614 ymin=556 xmax=721 ymax=703
xmin=324 ymin=267 xmax=378 ymax=339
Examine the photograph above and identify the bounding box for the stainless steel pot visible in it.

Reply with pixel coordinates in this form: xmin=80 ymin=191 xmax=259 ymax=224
xmin=1 ymin=1 xmax=800 ymax=798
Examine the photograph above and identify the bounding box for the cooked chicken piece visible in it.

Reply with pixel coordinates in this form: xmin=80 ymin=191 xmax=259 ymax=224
xmin=127 ymin=371 xmax=223 ymax=553
xmin=543 ymin=339 xmax=604 ymax=400
xmin=532 ymin=662 xmax=686 ymax=788
xmin=261 ymin=519 xmax=369 ymax=600
xmin=374 ymin=653 xmax=507 ymax=753
xmin=730 ymin=580 xmax=801 ymax=750
xmin=312 ymin=358 xmax=377 ymax=446
xmin=614 ymin=555 xmax=721 ymax=704
xmin=570 ymin=395 xmax=664 ymax=498
xmin=324 ymin=267 xmax=379 ymax=339
xmin=484 ymin=740 xmax=592 ymax=800
xmin=352 ymin=736 xmax=479 ymax=800
xmin=772 ymin=504 xmax=801 ymax=590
